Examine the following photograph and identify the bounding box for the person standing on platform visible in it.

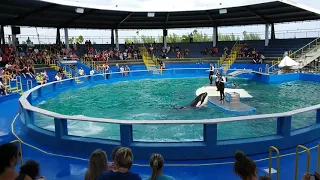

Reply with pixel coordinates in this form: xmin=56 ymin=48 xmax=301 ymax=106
xmin=206 ymin=63 xmax=215 ymax=85
xmin=218 ymin=74 xmax=225 ymax=100
xmin=215 ymin=73 xmax=220 ymax=91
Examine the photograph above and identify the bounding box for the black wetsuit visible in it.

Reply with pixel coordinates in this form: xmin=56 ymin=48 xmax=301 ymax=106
xmin=209 ymin=66 xmax=214 ymax=84
xmin=218 ymin=77 xmax=225 ymax=100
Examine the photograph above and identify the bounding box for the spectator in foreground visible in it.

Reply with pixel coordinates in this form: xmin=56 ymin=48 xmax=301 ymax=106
xmin=233 ymin=151 xmax=257 ymax=180
xmin=85 ymin=149 xmax=108 ymax=180
xmin=98 ymin=147 xmax=141 ymax=180
xmin=302 ymin=172 xmax=320 ymax=180
xmin=18 ymin=160 xmax=45 ymax=180
xmin=144 ymin=154 xmax=175 ymax=180
xmin=0 ymin=143 xmax=32 ymax=180
xmin=0 ymin=78 xmax=8 ymax=96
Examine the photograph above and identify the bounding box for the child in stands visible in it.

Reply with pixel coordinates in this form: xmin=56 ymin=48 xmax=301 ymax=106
xmin=85 ymin=149 xmax=108 ymax=180
xmin=144 ymin=154 xmax=175 ymax=180
xmin=98 ymin=147 xmax=141 ymax=180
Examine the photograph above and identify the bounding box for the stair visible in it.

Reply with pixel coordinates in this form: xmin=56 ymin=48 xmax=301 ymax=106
xmin=139 ymin=46 xmax=160 ymax=74
xmin=227 ymin=69 xmax=253 ymax=77
xmin=219 ymin=42 xmax=244 ymax=75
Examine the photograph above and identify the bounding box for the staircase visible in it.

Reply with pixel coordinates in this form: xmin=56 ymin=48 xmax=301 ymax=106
xmin=227 ymin=69 xmax=253 ymax=77
xmin=268 ymin=37 xmax=320 ymax=74
xmin=219 ymin=41 xmax=243 ymax=75
xmin=139 ymin=46 xmax=160 ymax=74
xmin=289 ymin=37 xmax=320 ymax=69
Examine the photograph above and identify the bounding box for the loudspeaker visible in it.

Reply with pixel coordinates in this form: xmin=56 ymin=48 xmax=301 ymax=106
xmin=11 ymin=27 xmax=20 ymax=35
xmin=163 ymin=29 xmax=167 ymax=36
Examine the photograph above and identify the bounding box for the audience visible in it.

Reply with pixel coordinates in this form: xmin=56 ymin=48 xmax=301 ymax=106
xmin=98 ymin=147 xmax=141 ymax=180
xmin=85 ymin=149 xmax=108 ymax=180
xmin=19 ymin=160 xmax=45 ymax=180
xmin=144 ymin=154 xmax=174 ymax=180
xmin=233 ymin=151 xmax=258 ymax=180
xmin=0 ymin=143 xmax=32 ymax=180
xmin=0 ymin=78 xmax=8 ymax=96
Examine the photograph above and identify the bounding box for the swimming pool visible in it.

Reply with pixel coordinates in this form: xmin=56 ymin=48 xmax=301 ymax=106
xmin=34 ymin=77 xmax=320 ymax=142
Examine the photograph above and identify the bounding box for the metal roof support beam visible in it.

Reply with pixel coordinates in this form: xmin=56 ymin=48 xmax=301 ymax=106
xmin=244 ymin=7 xmax=270 ymax=24
xmin=205 ymin=11 xmax=216 ymax=27
xmin=271 ymin=23 xmax=275 ymax=40
xmin=62 ymin=9 xmax=98 ymax=27
xmin=118 ymin=12 xmax=133 ymax=28
xmin=13 ymin=4 xmax=57 ymax=24
xmin=0 ymin=25 xmax=5 ymax=45
xmin=164 ymin=12 xmax=170 ymax=28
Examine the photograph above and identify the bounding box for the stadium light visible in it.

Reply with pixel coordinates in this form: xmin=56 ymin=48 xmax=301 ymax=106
xmin=147 ymin=12 xmax=155 ymax=17
xmin=75 ymin=8 xmax=84 ymax=14
xmin=219 ymin=9 xmax=227 ymax=14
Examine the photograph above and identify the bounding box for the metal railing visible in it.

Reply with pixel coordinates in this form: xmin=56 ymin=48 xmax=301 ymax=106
xmin=17 ymin=69 xmax=320 ymax=160
xmin=269 ymin=146 xmax=280 ymax=180
xmin=295 ymin=145 xmax=311 ymax=180
xmin=289 ymin=37 xmax=320 ymax=60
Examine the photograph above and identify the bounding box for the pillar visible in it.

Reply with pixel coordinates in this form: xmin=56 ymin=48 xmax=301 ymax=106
xmin=0 ymin=25 xmax=5 ymax=45
xmin=56 ymin=28 xmax=60 ymax=45
xmin=213 ymin=27 xmax=218 ymax=47
xmin=163 ymin=29 xmax=167 ymax=49
xmin=271 ymin=23 xmax=275 ymax=40
xmin=115 ymin=29 xmax=119 ymax=50
xmin=64 ymin=28 xmax=69 ymax=49
xmin=265 ymin=24 xmax=270 ymax=47
xmin=111 ymin=29 xmax=114 ymax=45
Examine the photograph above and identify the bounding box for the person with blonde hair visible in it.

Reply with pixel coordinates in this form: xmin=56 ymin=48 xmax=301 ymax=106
xmin=144 ymin=154 xmax=174 ymax=180
xmin=85 ymin=149 xmax=108 ymax=180
xmin=98 ymin=147 xmax=141 ymax=180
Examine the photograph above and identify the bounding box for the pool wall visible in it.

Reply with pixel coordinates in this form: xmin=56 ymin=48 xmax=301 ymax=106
xmin=18 ymin=71 xmax=320 ymax=160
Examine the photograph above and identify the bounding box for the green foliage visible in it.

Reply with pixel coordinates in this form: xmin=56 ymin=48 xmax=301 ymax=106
xmin=69 ymin=35 xmax=84 ymax=44
xmin=124 ymin=30 xmax=261 ymax=43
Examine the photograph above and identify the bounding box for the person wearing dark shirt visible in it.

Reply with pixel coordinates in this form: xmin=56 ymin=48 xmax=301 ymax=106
xmin=98 ymin=147 xmax=141 ymax=180
xmin=218 ymin=74 xmax=225 ymax=100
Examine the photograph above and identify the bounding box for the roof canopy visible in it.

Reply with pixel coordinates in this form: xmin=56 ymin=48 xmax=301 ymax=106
xmin=0 ymin=0 xmax=319 ymax=29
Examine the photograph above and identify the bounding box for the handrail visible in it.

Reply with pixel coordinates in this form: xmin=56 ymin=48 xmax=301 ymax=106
xmin=295 ymin=145 xmax=310 ymax=180
xmin=19 ymin=69 xmax=320 ymax=125
xmin=317 ymin=142 xmax=320 ymax=173
xmin=10 ymin=140 xmax=23 ymax=166
xmin=289 ymin=37 xmax=320 ymax=59
xmin=269 ymin=146 xmax=280 ymax=180
xmin=27 ymin=80 xmax=33 ymax=90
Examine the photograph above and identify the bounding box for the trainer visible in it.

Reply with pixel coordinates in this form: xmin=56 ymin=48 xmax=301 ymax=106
xmin=206 ymin=63 xmax=215 ymax=85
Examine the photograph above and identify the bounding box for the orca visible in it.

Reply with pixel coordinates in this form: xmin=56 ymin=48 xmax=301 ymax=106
xmin=174 ymin=92 xmax=209 ymax=109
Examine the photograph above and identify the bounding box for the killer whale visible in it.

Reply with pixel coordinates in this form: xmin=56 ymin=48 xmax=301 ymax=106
xmin=174 ymin=92 xmax=209 ymax=109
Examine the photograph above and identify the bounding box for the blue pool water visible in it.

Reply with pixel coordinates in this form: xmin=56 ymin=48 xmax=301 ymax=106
xmin=35 ymin=77 xmax=320 ymax=142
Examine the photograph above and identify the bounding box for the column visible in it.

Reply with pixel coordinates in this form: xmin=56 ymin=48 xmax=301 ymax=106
xmin=56 ymin=28 xmax=60 ymax=45
xmin=115 ymin=29 xmax=119 ymax=50
xmin=271 ymin=23 xmax=275 ymax=40
xmin=163 ymin=29 xmax=167 ymax=49
xmin=265 ymin=24 xmax=270 ymax=47
xmin=213 ymin=27 xmax=218 ymax=47
xmin=111 ymin=29 xmax=114 ymax=45
xmin=64 ymin=28 xmax=69 ymax=49
xmin=0 ymin=25 xmax=5 ymax=45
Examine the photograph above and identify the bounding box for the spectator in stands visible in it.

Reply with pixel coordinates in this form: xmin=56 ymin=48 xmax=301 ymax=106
xmin=144 ymin=154 xmax=175 ymax=180
xmin=90 ymin=69 xmax=95 ymax=76
xmin=98 ymin=147 xmax=141 ymax=180
xmin=125 ymin=65 xmax=130 ymax=77
xmin=79 ymin=67 xmax=84 ymax=76
xmin=212 ymin=47 xmax=218 ymax=56
xmin=19 ymin=160 xmax=45 ymax=180
xmin=85 ymin=149 xmax=108 ymax=180
xmin=189 ymin=32 xmax=193 ymax=43
xmin=0 ymin=143 xmax=32 ymax=180
xmin=35 ymin=73 xmax=45 ymax=85
xmin=224 ymin=46 xmax=229 ymax=56
xmin=55 ymin=73 xmax=62 ymax=82
xmin=134 ymin=51 xmax=138 ymax=60
xmin=233 ymin=151 xmax=257 ymax=180
xmin=120 ymin=66 xmax=125 ymax=76
xmin=184 ymin=48 xmax=189 ymax=57
xmin=0 ymin=78 xmax=8 ymax=96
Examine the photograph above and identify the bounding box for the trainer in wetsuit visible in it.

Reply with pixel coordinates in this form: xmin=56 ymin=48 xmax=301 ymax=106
xmin=207 ymin=63 xmax=215 ymax=85
xmin=218 ymin=74 xmax=225 ymax=100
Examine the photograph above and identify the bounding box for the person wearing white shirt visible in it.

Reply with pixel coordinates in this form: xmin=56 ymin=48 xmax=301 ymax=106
xmin=79 ymin=67 xmax=84 ymax=76
xmin=206 ymin=63 xmax=215 ymax=85
xmin=0 ymin=79 xmax=8 ymax=96
xmin=55 ymin=73 xmax=61 ymax=81
xmin=90 ymin=69 xmax=95 ymax=75
xmin=120 ymin=66 xmax=124 ymax=76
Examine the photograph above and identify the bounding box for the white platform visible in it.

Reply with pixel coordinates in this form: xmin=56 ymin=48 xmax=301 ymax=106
xmin=196 ymin=85 xmax=253 ymax=98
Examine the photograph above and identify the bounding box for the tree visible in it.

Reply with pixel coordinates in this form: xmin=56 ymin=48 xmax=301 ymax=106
xmin=76 ymin=35 xmax=84 ymax=44
xmin=69 ymin=37 xmax=75 ymax=44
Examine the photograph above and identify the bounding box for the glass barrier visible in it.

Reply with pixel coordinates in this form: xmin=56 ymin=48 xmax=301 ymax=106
xmin=67 ymin=120 xmax=120 ymax=140
xmin=130 ymin=70 xmax=151 ymax=78
xmin=132 ymin=124 xmax=203 ymax=142
xmin=291 ymin=110 xmax=317 ymax=131
xmin=33 ymin=112 xmax=55 ymax=132
xmin=91 ymin=74 xmax=105 ymax=82
xmin=55 ymin=79 xmax=73 ymax=89
xmin=217 ymin=118 xmax=277 ymax=140
xmin=174 ymin=69 xmax=199 ymax=77
xmin=40 ymin=84 xmax=55 ymax=97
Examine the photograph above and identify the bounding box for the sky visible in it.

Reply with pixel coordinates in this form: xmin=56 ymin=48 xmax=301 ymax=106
xmin=3 ymin=0 xmax=320 ymax=44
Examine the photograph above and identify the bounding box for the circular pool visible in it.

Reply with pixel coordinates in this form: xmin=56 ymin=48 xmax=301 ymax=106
xmin=34 ymin=77 xmax=320 ymax=142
